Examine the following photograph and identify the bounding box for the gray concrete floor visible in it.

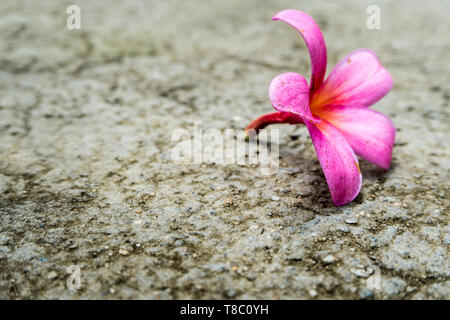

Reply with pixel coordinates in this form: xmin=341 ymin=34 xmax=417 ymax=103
xmin=0 ymin=0 xmax=448 ymax=299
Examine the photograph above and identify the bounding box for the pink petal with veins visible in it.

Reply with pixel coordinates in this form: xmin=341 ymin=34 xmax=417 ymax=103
xmin=312 ymin=49 xmax=393 ymax=109
xmin=319 ymin=106 xmax=395 ymax=170
xmin=269 ymin=72 xmax=314 ymax=121
xmin=305 ymin=120 xmax=362 ymax=206
xmin=273 ymin=10 xmax=327 ymax=95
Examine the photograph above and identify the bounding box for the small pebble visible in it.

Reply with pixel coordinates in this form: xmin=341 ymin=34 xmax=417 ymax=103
xmin=345 ymin=218 xmax=358 ymax=225
xmin=119 ymin=248 xmax=129 ymax=256
xmin=322 ymin=255 xmax=337 ymax=264
xmin=308 ymin=289 xmax=317 ymax=297
xmin=359 ymin=288 xmax=374 ymax=299
xmin=47 ymin=271 xmax=58 ymax=280
xmin=226 ymin=289 xmax=236 ymax=298
xmin=406 ymin=286 xmax=416 ymax=293
xmin=271 ymin=196 xmax=280 ymax=201
xmin=351 ymin=268 xmax=370 ymax=278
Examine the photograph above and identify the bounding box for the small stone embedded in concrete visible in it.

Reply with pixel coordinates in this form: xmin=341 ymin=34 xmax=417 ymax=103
xmin=322 ymin=255 xmax=337 ymax=264
xmin=359 ymin=288 xmax=374 ymax=299
xmin=119 ymin=248 xmax=129 ymax=256
xmin=308 ymin=289 xmax=318 ymax=298
xmin=226 ymin=289 xmax=236 ymax=298
xmin=345 ymin=218 xmax=359 ymax=225
xmin=351 ymin=268 xmax=371 ymax=278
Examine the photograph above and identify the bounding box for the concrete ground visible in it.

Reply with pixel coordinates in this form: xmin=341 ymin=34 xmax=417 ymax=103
xmin=0 ymin=0 xmax=448 ymax=299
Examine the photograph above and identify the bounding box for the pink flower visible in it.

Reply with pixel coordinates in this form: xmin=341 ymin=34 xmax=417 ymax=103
xmin=246 ymin=10 xmax=395 ymax=206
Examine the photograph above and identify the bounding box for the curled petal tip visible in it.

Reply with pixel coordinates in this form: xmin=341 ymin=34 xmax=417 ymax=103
xmin=271 ymin=9 xmax=327 ymax=94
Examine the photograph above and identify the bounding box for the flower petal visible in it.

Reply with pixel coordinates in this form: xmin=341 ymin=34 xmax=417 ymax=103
xmin=311 ymin=49 xmax=393 ymax=110
xmin=273 ymin=10 xmax=327 ymax=95
xmin=319 ymin=106 xmax=395 ymax=169
xmin=305 ymin=120 xmax=362 ymax=206
xmin=269 ymin=72 xmax=313 ymax=121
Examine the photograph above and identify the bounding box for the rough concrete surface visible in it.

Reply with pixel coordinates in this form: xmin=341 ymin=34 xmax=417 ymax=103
xmin=0 ymin=0 xmax=448 ymax=299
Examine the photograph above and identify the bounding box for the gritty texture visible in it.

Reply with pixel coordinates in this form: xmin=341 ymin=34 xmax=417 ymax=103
xmin=0 ymin=0 xmax=449 ymax=299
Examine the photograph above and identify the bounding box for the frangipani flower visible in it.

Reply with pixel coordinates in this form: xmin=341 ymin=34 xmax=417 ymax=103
xmin=246 ymin=10 xmax=395 ymax=206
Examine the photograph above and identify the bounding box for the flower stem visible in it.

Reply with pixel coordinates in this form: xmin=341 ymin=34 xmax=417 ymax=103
xmin=245 ymin=112 xmax=304 ymax=135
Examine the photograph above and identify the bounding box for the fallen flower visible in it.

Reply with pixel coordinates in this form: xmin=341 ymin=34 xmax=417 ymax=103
xmin=246 ymin=10 xmax=395 ymax=206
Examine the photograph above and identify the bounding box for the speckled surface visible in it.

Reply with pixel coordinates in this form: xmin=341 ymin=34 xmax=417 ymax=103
xmin=0 ymin=0 xmax=448 ymax=299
